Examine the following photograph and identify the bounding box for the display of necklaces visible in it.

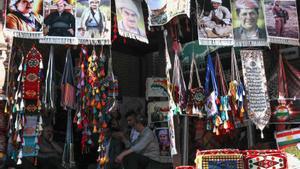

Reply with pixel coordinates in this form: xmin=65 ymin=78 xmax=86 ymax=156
xmin=8 ymin=45 xmax=43 ymax=165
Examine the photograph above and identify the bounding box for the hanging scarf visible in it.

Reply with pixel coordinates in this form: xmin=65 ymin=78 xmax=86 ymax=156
xmin=43 ymin=45 xmax=56 ymax=124
xmin=205 ymin=54 xmax=222 ymax=135
xmin=240 ymin=50 xmax=271 ymax=138
xmin=196 ymin=0 xmax=233 ymax=46
xmin=115 ymin=0 xmax=149 ymax=43
xmin=264 ymin=0 xmax=299 ymax=46
xmin=61 ymin=48 xmax=76 ymax=168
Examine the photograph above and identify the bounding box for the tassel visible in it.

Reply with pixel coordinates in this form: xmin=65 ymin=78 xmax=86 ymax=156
xmin=17 ymin=158 xmax=22 ymax=165
xmin=17 ymin=134 xmax=21 ymax=142
xmin=39 ymin=60 xmax=44 ymax=69
xmin=34 ymin=157 xmax=38 ymax=166
xmin=261 ymin=130 xmax=264 ymax=139
xmin=20 ymin=99 xmax=25 ymax=110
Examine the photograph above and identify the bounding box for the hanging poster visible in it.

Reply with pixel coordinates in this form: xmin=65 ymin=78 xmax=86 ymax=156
xmin=264 ymin=0 xmax=299 ymax=46
xmin=115 ymin=0 xmax=148 ymax=43
xmin=231 ymin=0 xmax=268 ymax=46
xmin=197 ymin=0 xmax=233 ymax=46
xmin=4 ymin=0 xmax=43 ymax=38
xmin=39 ymin=0 xmax=77 ymax=44
xmin=75 ymin=0 xmax=111 ymax=45
xmin=155 ymin=128 xmax=171 ymax=156
xmin=241 ymin=50 xmax=271 ymax=137
xmin=147 ymin=101 xmax=169 ymax=126
xmin=145 ymin=0 xmax=190 ymax=26
xmin=146 ymin=77 xmax=170 ymax=100
xmin=275 ymin=127 xmax=300 ymax=159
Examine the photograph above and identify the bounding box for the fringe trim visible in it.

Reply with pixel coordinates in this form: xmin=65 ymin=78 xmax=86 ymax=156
xmin=4 ymin=29 xmax=42 ymax=39
xmin=234 ymin=39 xmax=269 ymax=47
xmin=39 ymin=36 xmax=78 ymax=45
xmin=148 ymin=0 xmax=191 ymax=26
xmin=268 ymin=36 xmax=300 ymax=46
xmin=78 ymin=38 xmax=111 ymax=45
xmin=198 ymin=38 xmax=233 ymax=46
xmin=118 ymin=29 xmax=149 ymax=44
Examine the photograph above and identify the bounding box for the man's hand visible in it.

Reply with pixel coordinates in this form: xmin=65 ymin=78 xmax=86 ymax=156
xmin=112 ymin=132 xmax=126 ymax=141
xmin=115 ymin=153 xmax=124 ymax=163
xmin=68 ymin=28 xmax=74 ymax=35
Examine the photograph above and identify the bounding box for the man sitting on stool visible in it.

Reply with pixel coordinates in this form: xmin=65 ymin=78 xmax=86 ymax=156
xmin=115 ymin=111 xmax=160 ymax=169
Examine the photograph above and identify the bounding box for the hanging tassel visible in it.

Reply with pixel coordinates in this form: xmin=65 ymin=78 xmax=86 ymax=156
xmin=261 ymin=130 xmax=264 ymax=139
xmin=39 ymin=60 xmax=43 ymax=69
xmin=20 ymin=99 xmax=25 ymax=110
xmin=17 ymin=158 xmax=22 ymax=165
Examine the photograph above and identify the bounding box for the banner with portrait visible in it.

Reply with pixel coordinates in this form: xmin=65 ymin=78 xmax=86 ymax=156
xmin=264 ymin=0 xmax=299 ymax=46
xmin=197 ymin=0 xmax=233 ymax=46
xmin=231 ymin=0 xmax=268 ymax=46
xmin=75 ymin=0 xmax=111 ymax=45
xmin=241 ymin=50 xmax=271 ymax=137
xmin=145 ymin=0 xmax=190 ymax=26
xmin=4 ymin=0 xmax=43 ymax=39
xmin=115 ymin=0 xmax=148 ymax=43
xmin=39 ymin=0 xmax=77 ymax=44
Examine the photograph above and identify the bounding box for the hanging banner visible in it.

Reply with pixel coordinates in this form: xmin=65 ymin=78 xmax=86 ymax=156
xmin=241 ymin=50 xmax=271 ymax=137
xmin=115 ymin=0 xmax=148 ymax=43
xmin=264 ymin=0 xmax=299 ymax=46
xmin=197 ymin=0 xmax=234 ymax=46
xmin=231 ymin=0 xmax=268 ymax=46
xmin=39 ymin=0 xmax=77 ymax=44
xmin=275 ymin=127 xmax=300 ymax=159
xmin=4 ymin=0 xmax=43 ymax=38
xmin=145 ymin=0 xmax=190 ymax=26
xmin=75 ymin=0 xmax=111 ymax=45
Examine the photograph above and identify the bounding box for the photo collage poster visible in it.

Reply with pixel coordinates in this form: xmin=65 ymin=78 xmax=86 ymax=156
xmin=115 ymin=0 xmax=148 ymax=43
xmin=197 ymin=0 xmax=234 ymax=46
xmin=264 ymin=0 xmax=299 ymax=46
xmin=145 ymin=0 xmax=190 ymax=26
xmin=4 ymin=0 xmax=111 ymax=45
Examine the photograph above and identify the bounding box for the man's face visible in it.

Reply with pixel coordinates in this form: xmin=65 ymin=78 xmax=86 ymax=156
xmin=212 ymin=2 xmax=221 ymax=9
xmin=238 ymin=8 xmax=259 ymax=30
xmin=120 ymin=8 xmax=138 ymax=29
xmin=159 ymin=133 xmax=169 ymax=144
xmin=16 ymin=0 xmax=33 ymax=14
xmin=90 ymin=0 xmax=100 ymax=10
xmin=126 ymin=115 xmax=136 ymax=128
xmin=56 ymin=2 xmax=65 ymax=13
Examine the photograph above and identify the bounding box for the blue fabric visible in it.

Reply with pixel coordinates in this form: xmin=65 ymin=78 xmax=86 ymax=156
xmin=208 ymin=160 xmax=238 ymax=169
xmin=205 ymin=55 xmax=218 ymax=97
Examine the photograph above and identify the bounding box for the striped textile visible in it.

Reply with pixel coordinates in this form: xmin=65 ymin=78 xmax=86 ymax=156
xmin=275 ymin=128 xmax=300 ymax=149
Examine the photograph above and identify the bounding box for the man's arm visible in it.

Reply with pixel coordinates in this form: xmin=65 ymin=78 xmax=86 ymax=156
xmin=129 ymin=129 xmax=153 ymax=153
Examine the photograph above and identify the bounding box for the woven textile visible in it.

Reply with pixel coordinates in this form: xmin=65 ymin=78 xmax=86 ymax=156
xmin=195 ymin=149 xmax=243 ymax=169
xmin=243 ymin=150 xmax=287 ymax=169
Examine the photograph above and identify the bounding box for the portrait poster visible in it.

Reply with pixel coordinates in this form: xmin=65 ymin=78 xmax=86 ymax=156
xmin=147 ymin=101 xmax=170 ymax=126
xmin=145 ymin=0 xmax=190 ymax=26
xmin=197 ymin=0 xmax=233 ymax=46
xmin=264 ymin=0 xmax=299 ymax=46
xmin=115 ymin=0 xmax=148 ymax=43
xmin=4 ymin=0 xmax=43 ymax=39
xmin=75 ymin=0 xmax=111 ymax=45
xmin=40 ymin=0 xmax=77 ymax=44
xmin=155 ymin=128 xmax=171 ymax=157
xmin=241 ymin=50 xmax=271 ymax=137
xmin=231 ymin=0 xmax=268 ymax=47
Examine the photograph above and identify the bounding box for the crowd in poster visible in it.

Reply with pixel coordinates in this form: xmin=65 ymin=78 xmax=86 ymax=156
xmin=264 ymin=0 xmax=299 ymax=46
xmin=145 ymin=0 xmax=190 ymax=26
xmin=241 ymin=50 xmax=271 ymax=137
xmin=115 ymin=0 xmax=148 ymax=43
xmin=197 ymin=0 xmax=233 ymax=46
xmin=5 ymin=0 xmax=43 ymax=38
xmin=231 ymin=0 xmax=268 ymax=46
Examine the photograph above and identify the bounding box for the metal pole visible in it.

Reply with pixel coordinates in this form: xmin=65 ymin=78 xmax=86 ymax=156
xmin=182 ymin=115 xmax=189 ymax=165
xmin=247 ymin=120 xmax=254 ymax=149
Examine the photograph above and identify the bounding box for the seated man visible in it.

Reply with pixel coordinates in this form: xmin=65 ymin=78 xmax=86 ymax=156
xmin=199 ymin=0 xmax=232 ymax=38
xmin=44 ymin=0 xmax=75 ymax=36
xmin=115 ymin=111 xmax=160 ymax=169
